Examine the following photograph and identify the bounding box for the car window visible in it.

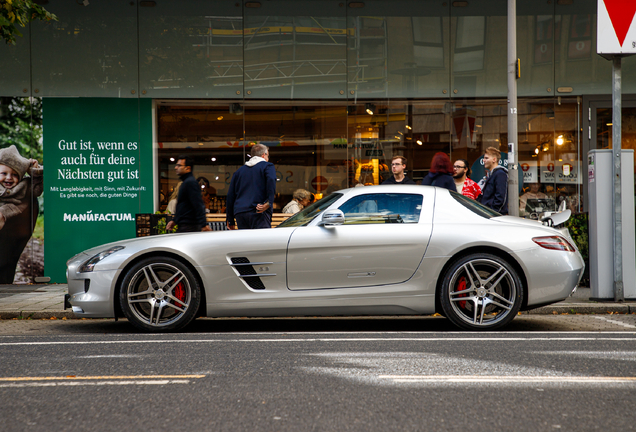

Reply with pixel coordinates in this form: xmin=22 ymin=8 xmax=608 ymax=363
xmin=277 ymin=193 xmax=343 ymax=227
xmin=451 ymin=191 xmax=500 ymax=218
xmin=338 ymin=193 xmax=423 ymax=224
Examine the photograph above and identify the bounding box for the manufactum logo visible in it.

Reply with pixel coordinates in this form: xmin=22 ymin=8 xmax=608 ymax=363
xmin=63 ymin=211 xmax=134 ymax=222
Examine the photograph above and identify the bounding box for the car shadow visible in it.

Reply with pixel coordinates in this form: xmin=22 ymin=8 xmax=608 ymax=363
xmin=41 ymin=315 xmax=578 ymax=334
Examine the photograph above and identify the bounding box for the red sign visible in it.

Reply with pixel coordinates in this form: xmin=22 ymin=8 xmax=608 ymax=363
xmin=598 ymin=0 xmax=636 ymax=54
xmin=311 ymin=176 xmax=328 ymax=192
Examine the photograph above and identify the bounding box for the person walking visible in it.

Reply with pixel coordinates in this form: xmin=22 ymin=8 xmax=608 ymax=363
xmin=226 ymin=144 xmax=277 ymax=230
xmin=478 ymin=147 xmax=508 ymax=214
xmin=166 ymin=156 xmax=211 ymax=233
xmin=422 ymin=152 xmax=456 ymax=192
xmin=452 ymin=158 xmax=481 ymax=199
xmin=382 ymin=156 xmax=416 ymax=185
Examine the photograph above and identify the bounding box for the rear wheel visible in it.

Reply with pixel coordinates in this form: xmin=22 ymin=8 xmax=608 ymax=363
xmin=119 ymin=257 xmax=200 ymax=332
xmin=439 ymin=253 xmax=522 ymax=330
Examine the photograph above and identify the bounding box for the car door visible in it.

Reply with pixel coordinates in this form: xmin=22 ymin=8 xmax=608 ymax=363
xmin=286 ymin=192 xmax=433 ymax=290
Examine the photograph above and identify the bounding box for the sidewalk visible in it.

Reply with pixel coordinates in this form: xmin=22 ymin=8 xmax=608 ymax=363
xmin=0 ymin=284 xmax=635 ymax=320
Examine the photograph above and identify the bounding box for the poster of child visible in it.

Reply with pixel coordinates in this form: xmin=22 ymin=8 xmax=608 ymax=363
xmin=0 ymin=145 xmax=44 ymax=284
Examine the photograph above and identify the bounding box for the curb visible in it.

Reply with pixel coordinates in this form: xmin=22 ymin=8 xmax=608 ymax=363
xmin=0 ymin=311 xmax=76 ymax=320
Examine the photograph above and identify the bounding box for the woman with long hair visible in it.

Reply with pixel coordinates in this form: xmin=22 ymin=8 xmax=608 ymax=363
xmin=422 ymin=152 xmax=456 ymax=192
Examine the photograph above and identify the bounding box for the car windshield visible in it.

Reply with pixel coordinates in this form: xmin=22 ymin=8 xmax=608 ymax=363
xmin=277 ymin=193 xmax=344 ymax=227
xmin=451 ymin=191 xmax=501 ymax=218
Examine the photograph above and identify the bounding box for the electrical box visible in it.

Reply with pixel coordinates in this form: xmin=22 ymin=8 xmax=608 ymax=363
xmin=587 ymin=149 xmax=636 ymax=300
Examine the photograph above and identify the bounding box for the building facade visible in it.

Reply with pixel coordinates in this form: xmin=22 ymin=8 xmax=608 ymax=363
xmin=1 ymin=0 xmax=635 ymax=282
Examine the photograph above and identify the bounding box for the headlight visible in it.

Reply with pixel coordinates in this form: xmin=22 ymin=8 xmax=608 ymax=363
xmin=79 ymin=246 xmax=125 ymax=272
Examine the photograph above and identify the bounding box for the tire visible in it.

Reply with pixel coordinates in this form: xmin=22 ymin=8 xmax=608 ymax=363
xmin=119 ymin=257 xmax=201 ymax=332
xmin=439 ymin=253 xmax=523 ymax=330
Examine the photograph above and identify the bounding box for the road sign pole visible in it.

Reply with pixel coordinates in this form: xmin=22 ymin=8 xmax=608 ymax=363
xmin=612 ymin=56 xmax=624 ymax=301
xmin=507 ymin=0 xmax=519 ymax=217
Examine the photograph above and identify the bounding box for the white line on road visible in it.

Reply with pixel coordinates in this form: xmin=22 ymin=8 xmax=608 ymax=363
xmin=2 ymin=337 xmax=636 ymax=346
xmin=592 ymin=316 xmax=636 ymax=329
xmin=380 ymin=375 xmax=636 ymax=383
xmin=0 ymin=380 xmax=191 ymax=388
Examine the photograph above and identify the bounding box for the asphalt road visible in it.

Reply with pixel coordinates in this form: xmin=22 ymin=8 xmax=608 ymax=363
xmin=1 ymin=316 xmax=636 ymax=431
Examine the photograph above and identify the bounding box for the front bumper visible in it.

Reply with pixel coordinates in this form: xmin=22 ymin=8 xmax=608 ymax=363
xmin=66 ymin=254 xmax=120 ymax=318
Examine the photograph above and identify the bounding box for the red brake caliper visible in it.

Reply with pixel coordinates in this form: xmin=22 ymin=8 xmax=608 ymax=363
xmin=174 ymin=281 xmax=186 ymax=304
xmin=457 ymin=277 xmax=467 ymax=309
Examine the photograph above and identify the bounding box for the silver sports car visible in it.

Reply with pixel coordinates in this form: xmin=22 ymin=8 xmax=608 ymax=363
xmin=65 ymin=185 xmax=584 ymax=332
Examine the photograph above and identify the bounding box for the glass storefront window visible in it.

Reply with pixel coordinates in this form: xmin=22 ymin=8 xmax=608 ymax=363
xmin=244 ymin=104 xmax=347 ymax=207
xmin=155 ymin=97 xmax=583 ymax=220
xmin=517 ymin=98 xmax=582 ymax=217
xmin=156 ymin=102 xmax=245 ymax=213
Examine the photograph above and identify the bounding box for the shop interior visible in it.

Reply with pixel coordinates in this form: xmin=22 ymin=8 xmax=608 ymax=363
xmin=155 ymin=98 xmax=585 ymax=217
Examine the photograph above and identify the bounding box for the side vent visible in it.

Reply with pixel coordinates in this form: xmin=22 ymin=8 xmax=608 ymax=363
xmin=230 ymin=257 xmax=266 ymax=290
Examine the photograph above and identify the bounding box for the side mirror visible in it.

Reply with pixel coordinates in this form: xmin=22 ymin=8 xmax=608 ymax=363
xmin=321 ymin=209 xmax=345 ymax=227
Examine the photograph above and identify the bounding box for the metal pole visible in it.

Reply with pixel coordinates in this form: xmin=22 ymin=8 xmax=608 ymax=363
xmin=507 ymin=0 xmax=519 ymax=216
xmin=612 ymin=56 xmax=624 ymax=301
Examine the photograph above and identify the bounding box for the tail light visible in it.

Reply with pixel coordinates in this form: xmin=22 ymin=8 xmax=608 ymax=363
xmin=532 ymin=236 xmax=576 ymax=252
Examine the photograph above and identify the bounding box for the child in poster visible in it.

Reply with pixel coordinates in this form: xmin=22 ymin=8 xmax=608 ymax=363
xmin=0 ymin=145 xmax=43 ymax=283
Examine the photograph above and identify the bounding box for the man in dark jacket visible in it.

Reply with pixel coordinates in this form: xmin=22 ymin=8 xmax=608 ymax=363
xmin=226 ymin=144 xmax=277 ymax=229
xmin=166 ymin=156 xmax=210 ymax=233
xmin=478 ymin=147 xmax=508 ymax=214
xmin=382 ymin=156 xmax=416 ymax=185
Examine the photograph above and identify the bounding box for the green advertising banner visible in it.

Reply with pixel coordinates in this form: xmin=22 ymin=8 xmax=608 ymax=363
xmin=43 ymin=98 xmax=153 ymax=282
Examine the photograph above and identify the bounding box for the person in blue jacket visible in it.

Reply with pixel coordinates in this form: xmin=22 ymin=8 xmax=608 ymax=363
xmin=422 ymin=152 xmax=456 ymax=192
xmin=478 ymin=146 xmax=509 ymax=214
xmin=226 ymin=144 xmax=277 ymax=229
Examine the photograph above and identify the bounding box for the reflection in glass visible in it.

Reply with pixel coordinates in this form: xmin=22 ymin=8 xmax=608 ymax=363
xmin=31 ymin=2 xmax=138 ymax=97
xmin=244 ymin=4 xmax=347 ymax=99
xmin=454 ymin=16 xmax=485 ymax=72
xmin=139 ymin=2 xmax=243 ymax=98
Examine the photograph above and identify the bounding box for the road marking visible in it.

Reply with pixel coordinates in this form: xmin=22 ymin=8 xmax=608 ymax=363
xmin=0 ymin=375 xmax=205 ymax=382
xmin=592 ymin=316 xmax=636 ymax=329
xmin=379 ymin=375 xmax=636 ymax=383
xmin=2 ymin=337 xmax=636 ymax=346
xmin=0 ymin=380 xmax=191 ymax=388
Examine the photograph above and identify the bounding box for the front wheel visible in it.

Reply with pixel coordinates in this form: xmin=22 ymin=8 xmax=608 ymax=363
xmin=119 ymin=257 xmax=201 ymax=332
xmin=439 ymin=253 xmax=523 ymax=330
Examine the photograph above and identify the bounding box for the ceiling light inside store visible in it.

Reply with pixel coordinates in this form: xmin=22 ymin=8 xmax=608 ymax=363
xmin=211 ymin=157 xmax=216 ymax=162
xmin=170 ymin=157 xmax=175 ymax=162
xmin=534 ymin=147 xmax=539 ymax=155
xmin=405 ymin=125 xmax=412 ymax=130
xmin=398 ymin=131 xmax=403 ymax=135
xmin=417 ymin=140 xmax=423 ymax=145
xmin=198 ymin=143 xmax=203 ymax=146
xmin=365 ymin=103 xmax=375 ymax=115
xmin=217 ymin=116 xmax=223 ymax=120
xmin=556 ymin=135 xmax=564 ymax=145
xmin=607 ymin=123 xmax=612 ymax=126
